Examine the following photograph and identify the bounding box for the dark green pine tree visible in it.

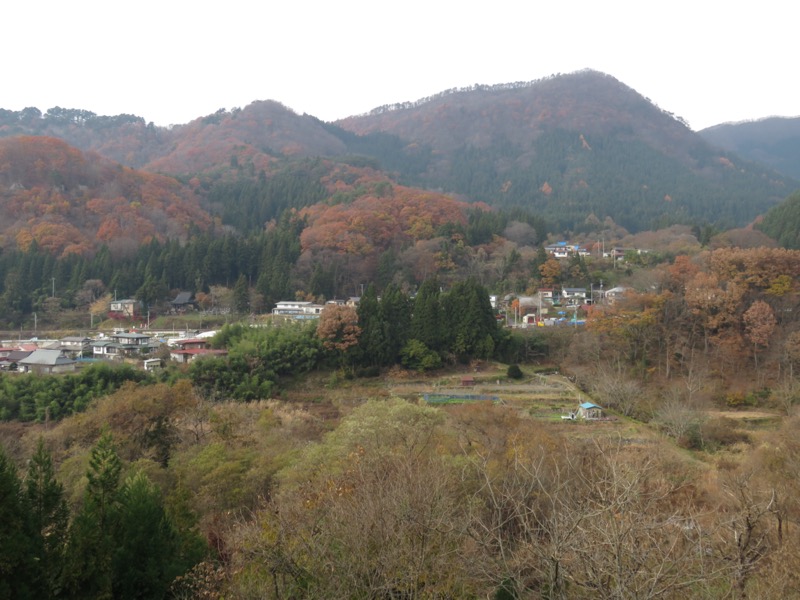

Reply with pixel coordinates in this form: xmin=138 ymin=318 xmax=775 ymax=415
xmin=411 ymin=278 xmax=444 ymax=353
xmin=0 ymin=446 xmax=36 ymax=599
xmin=25 ymin=438 xmax=69 ymax=599
xmin=442 ymin=279 xmax=499 ymax=359
xmin=375 ymin=249 xmax=398 ymax=290
xmin=356 ymin=284 xmax=387 ymax=367
xmin=464 ymin=280 xmax=500 ymax=358
xmin=63 ymin=432 xmax=123 ymax=600
xmin=233 ymin=274 xmax=250 ymax=314
xmin=112 ymin=472 xmax=185 ymax=600
xmin=380 ymin=284 xmax=412 ymax=364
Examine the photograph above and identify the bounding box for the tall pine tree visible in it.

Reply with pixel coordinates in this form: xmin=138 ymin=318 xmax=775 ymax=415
xmin=63 ymin=432 xmax=123 ymax=600
xmin=112 ymin=472 xmax=185 ymax=600
xmin=25 ymin=439 xmax=68 ymax=599
xmin=0 ymin=446 xmax=36 ymax=599
xmin=411 ymin=278 xmax=444 ymax=353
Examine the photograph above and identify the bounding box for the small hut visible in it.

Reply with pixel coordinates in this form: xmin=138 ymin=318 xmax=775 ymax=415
xmin=577 ymin=402 xmax=603 ymax=420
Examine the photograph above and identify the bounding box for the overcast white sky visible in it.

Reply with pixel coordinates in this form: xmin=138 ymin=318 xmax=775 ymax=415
xmin=4 ymin=1 xmax=797 ymax=131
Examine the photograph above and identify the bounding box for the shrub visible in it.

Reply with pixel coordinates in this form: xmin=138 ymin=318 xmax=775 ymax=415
xmin=699 ymin=417 xmax=750 ymax=451
xmin=400 ymin=340 xmax=442 ymax=372
xmin=506 ymin=364 xmax=524 ymax=379
xmin=356 ymin=365 xmax=381 ymax=378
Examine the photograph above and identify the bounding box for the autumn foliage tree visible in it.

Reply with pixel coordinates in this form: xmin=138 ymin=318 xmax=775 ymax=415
xmin=317 ymin=305 xmax=361 ymax=369
xmin=743 ymin=300 xmax=777 ymax=368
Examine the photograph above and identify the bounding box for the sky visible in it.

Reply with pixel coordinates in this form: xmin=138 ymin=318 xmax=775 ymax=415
xmin=4 ymin=1 xmax=797 ymax=131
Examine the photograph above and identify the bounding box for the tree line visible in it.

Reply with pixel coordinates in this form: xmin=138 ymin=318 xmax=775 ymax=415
xmin=0 ymin=196 xmax=557 ymax=328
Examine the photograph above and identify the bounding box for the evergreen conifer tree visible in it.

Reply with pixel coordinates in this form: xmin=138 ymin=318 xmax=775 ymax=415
xmin=25 ymin=438 xmax=68 ymax=599
xmin=411 ymin=278 xmax=443 ymax=352
xmin=380 ymin=284 xmax=412 ymax=364
xmin=63 ymin=432 xmax=123 ymax=600
xmin=233 ymin=274 xmax=250 ymax=314
xmin=112 ymin=472 xmax=184 ymax=600
xmin=356 ymin=284 xmax=387 ymax=366
xmin=0 ymin=446 xmax=36 ymax=599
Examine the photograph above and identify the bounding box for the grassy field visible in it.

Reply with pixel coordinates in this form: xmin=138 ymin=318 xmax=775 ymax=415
xmin=281 ymin=362 xmax=622 ymax=427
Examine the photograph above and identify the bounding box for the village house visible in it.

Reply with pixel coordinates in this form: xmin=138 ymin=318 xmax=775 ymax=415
xmin=0 ymin=347 xmax=29 ymax=370
xmin=108 ymin=299 xmax=143 ymax=319
xmin=537 ymin=288 xmax=555 ymax=303
xmin=91 ymin=339 xmax=119 ymax=360
xmin=111 ymin=332 xmax=159 ymax=357
xmin=18 ymin=349 xmax=77 ymax=374
xmin=561 ymin=287 xmax=588 ymax=306
xmin=170 ymin=291 xmax=196 ymax=314
xmin=604 ymin=286 xmax=630 ymax=304
xmin=0 ymin=346 xmax=18 ymax=360
xmin=544 ymin=242 xmax=591 ymax=258
xmin=52 ymin=336 xmax=92 ymax=358
xmin=272 ymin=301 xmax=324 ymax=320
xmin=169 ymin=337 xmax=228 ymax=364
xmin=545 ymin=242 xmax=572 ymax=258
xmin=91 ymin=332 xmax=159 ymax=360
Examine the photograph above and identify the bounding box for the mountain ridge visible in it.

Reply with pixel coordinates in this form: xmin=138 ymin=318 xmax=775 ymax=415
xmin=1 ymin=70 xmax=798 ymax=236
xmin=699 ymin=116 xmax=800 ymax=180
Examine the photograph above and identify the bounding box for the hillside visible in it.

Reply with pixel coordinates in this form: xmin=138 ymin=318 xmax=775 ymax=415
xmin=757 ymin=190 xmax=800 ymax=249
xmin=0 ymin=102 xmax=347 ymax=174
xmin=700 ymin=116 xmax=800 ymax=180
xmin=0 ymin=107 xmax=169 ymax=169
xmin=0 ymin=136 xmax=213 ymax=256
xmin=336 ymin=70 xmax=798 ymax=232
xmin=2 ymin=71 xmax=797 ymax=234
xmin=143 ymin=101 xmax=348 ymax=174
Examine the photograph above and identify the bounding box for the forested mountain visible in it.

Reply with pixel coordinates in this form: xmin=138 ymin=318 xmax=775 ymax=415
xmin=0 ymin=102 xmax=346 ymax=173
xmin=2 ymin=71 xmax=797 ymax=234
xmin=143 ymin=101 xmax=348 ymax=174
xmin=700 ymin=116 xmax=800 ymax=180
xmin=0 ymin=136 xmax=213 ymax=257
xmin=0 ymin=107 xmax=169 ymax=169
xmin=757 ymin=190 xmax=800 ymax=249
xmin=336 ymin=70 xmax=798 ymax=231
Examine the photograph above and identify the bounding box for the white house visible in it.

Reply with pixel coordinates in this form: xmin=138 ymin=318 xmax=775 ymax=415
xmin=561 ymin=287 xmax=588 ymax=306
xmin=272 ymin=301 xmax=324 ymax=320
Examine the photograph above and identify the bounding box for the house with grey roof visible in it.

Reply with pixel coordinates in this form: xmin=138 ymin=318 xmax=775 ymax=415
xmin=170 ymin=291 xmax=196 ymax=313
xmin=0 ymin=349 xmax=31 ymax=370
xmin=18 ymin=349 xmax=76 ymax=374
xmin=55 ymin=336 xmax=92 ymax=358
xmin=90 ymin=332 xmax=160 ymax=360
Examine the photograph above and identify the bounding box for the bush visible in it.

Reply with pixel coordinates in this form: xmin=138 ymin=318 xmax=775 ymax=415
xmin=506 ymin=364 xmax=524 ymax=379
xmin=400 ymin=339 xmax=442 ymax=372
xmin=700 ymin=417 xmax=750 ymax=451
xmin=356 ymin=365 xmax=381 ymax=378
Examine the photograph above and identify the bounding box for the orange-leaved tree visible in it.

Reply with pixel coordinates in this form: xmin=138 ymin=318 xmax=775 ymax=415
xmin=317 ymin=305 xmax=361 ymax=369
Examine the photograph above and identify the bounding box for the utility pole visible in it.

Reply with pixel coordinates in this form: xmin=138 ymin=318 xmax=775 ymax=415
xmin=51 ymin=277 xmax=55 ymax=298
